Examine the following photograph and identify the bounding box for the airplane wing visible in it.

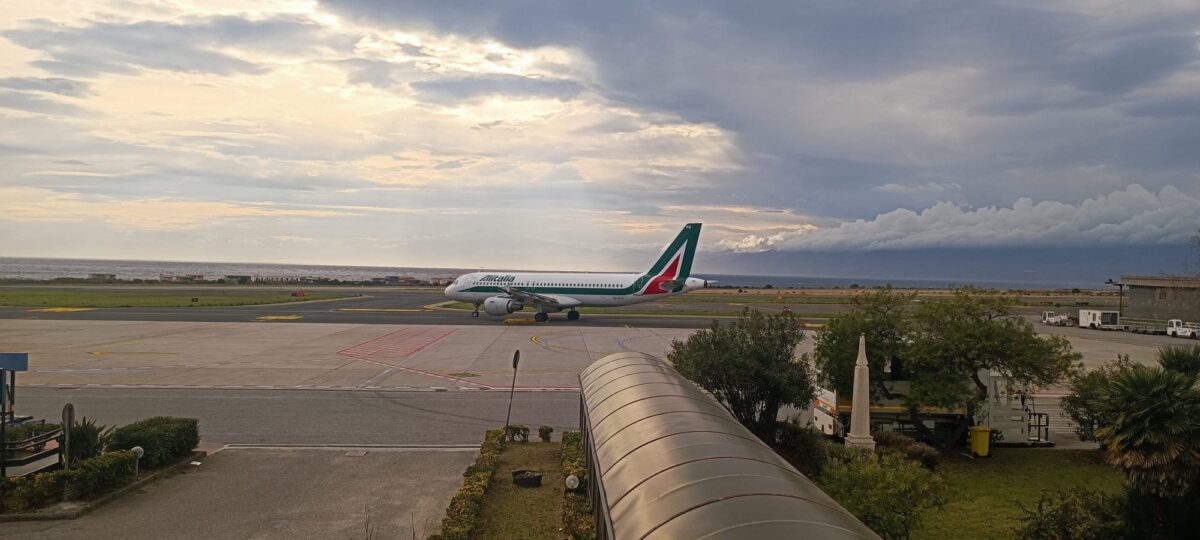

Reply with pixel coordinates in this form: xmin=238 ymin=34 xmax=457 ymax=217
xmin=499 ymin=287 xmax=583 ymax=308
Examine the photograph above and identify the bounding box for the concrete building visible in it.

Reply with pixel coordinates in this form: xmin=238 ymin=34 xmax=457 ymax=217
xmin=1120 ymin=275 xmax=1200 ymax=321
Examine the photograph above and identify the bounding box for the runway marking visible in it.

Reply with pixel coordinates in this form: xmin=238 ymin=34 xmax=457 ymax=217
xmin=29 ymin=307 xmax=96 ymax=312
xmin=87 ymin=351 xmax=180 ymax=356
xmin=255 ymin=315 xmax=302 ymax=321
xmin=337 ymin=327 xmax=457 ymax=360
xmin=504 ymin=318 xmax=538 ymax=324
xmin=337 ymin=308 xmax=428 ymax=312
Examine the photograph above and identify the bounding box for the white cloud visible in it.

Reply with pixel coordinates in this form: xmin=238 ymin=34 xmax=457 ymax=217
xmin=720 ymin=185 xmax=1200 ymax=252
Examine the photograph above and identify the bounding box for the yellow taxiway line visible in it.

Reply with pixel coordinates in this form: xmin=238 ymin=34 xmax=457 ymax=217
xmin=29 ymin=307 xmax=97 ymax=312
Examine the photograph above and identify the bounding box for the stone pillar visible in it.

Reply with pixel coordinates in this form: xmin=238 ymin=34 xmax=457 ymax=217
xmin=845 ymin=334 xmax=875 ymax=450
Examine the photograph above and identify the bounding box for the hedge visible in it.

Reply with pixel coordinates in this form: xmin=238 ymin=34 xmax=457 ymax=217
xmin=0 ymin=451 xmax=137 ymax=513
xmin=108 ymin=416 xmax=199 ymax=468
xmin=560 ymin=431 xmax=596 ymax=540
xmin=428 ymin=428 xmax=505 ymax=540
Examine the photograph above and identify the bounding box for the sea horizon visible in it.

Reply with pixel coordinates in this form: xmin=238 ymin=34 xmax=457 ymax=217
xmin=0 ymin=256 xmax=1108 ymax=291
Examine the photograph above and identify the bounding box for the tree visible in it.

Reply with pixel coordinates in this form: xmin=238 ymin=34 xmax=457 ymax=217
xmin=1060 ymin=355 xmax=1135 ymax=443
xmin=813 ymin=287 xmax=915 ymax=401
xmin=904 ymin=288 xmax=1081 ymax=446
xmin=1093 ymin=363 xmax=1200 ymax=498
xmin=818 ymin=451 xmax=947 ymax=540
xmin=668 ymin=308 xmax=814 ymax=440
xmin=815 ymin=287 xmax=1081 ymax=448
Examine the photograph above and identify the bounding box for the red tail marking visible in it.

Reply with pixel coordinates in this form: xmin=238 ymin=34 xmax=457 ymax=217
xmin=643 ymin=254 xmax=681 ymax=295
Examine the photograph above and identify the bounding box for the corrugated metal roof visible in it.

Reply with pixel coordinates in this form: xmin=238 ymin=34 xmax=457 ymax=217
xmin=580 ymin=352 xmax=880 ymax=540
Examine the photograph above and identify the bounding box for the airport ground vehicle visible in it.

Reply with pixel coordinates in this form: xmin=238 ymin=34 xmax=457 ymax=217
xmin=1041 ymin=311 xmax=1071 ymax=326
xmin=1167 ymin=319 xmax=1200 ymax=339
xmin=1078 ymin=309 xmax=1125 ymax=330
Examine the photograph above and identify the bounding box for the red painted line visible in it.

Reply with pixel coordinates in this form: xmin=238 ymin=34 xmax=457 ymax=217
xmin=401 ymin=329 xmax=457 ymax=358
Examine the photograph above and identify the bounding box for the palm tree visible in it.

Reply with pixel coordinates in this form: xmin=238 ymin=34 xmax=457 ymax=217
xmin=1094 ymin=364 xmax=1200 ymax=497
xmin=1157 ymin=345 xmax=1200 ymax=378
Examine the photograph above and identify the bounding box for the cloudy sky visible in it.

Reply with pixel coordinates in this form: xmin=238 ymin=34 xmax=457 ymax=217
xmin=1 ymin=1 xmax=1198 ymax=274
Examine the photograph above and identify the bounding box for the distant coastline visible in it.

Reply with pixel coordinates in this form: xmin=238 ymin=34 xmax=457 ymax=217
xmin=0 ymin=256 xmax=1105 ymax=291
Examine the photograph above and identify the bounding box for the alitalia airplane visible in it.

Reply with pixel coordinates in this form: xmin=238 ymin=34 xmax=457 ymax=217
xmin=443 ymin=223 xmax=710 ymax=322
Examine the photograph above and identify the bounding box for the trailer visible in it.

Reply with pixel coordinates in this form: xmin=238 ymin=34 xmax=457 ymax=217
xmin=1041 ymin=311 xmax=1071 ymax=326
xmin=1129 ymin=320 xmax=1167 ymax=335
xmin=1078 ymin=309 xmax=1124 ymax=330
xmin=1167 ymin=319 xmax=1200 ymax=339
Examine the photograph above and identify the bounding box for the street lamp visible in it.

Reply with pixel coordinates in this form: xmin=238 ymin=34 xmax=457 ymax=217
xmin=1105 ymin=279 xmax=1126 ymax=316
xmin=132 ymin=446 xmax=144 ymax=477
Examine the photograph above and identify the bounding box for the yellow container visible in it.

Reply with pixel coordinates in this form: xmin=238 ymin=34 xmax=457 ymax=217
xmin=968 ymin=426 xmax=993 ymax=457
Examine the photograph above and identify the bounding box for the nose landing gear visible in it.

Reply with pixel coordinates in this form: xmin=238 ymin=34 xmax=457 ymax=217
xmin=471 ymin=303 xmax=480 ymax=318
xmin=566 ymin=310 xmax=580 ymax=321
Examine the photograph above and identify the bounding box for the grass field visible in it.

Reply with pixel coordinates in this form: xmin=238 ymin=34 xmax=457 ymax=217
xmin=0 ymin=289 xmax=356 ymax=307
xmin=474 ymin=441 xmax=564 ymax=540
xmin=915 ymin=449 xmax=1124 ymax=540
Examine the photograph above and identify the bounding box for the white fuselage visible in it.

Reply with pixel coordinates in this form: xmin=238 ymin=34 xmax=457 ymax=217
xmin=444 ymin=271 xmax=707 ymax=309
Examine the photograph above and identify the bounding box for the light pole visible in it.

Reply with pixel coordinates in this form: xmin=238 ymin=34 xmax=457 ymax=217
xmin=504 ymin=350 xmax=520 ymax=437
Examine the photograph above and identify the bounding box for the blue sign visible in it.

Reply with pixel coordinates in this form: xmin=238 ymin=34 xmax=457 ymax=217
xmin=0 ymin=353 xmax=29 ymax=371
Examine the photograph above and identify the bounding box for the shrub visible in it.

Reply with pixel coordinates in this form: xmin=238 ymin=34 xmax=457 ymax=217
xmin=1015 ymin=488 xmax=1126 ymax=540
xmin=819 ymin=451 xmax=948 ymax=540
xmin=826 ymin=443 xmax=872 ymax=466
xmin=504 ymin=424 xmax=529 ymax=442
xmin=560 ymin=431 xmax=586 ymax=485
xmin=872 ymin=430 xmax=941 ymax=471
xmin=67 ymin=451 xmax=137 ymax=500
xmin=538 ymin=425 xmax=554 ymax=442
xmin=108 ymin=417 xmax=199 ymax=468
xmin=770 ymin=422 xmax=829 ymax=477
xmin=560 ymin=431 xmax=595 ymax=540
xmin=0 ymin=451 xmax=138 ymax=513
xmin=428 ymin=428 xmax=505 ymax=540
xmin=67 ymin=417 xmax=113 ymax=466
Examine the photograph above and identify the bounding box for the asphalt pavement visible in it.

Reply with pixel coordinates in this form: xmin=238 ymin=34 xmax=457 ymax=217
xmin=16 ymin=387 xmax=581 ymax=446
xmin=0 ymin=289 xmax=720 ymax=328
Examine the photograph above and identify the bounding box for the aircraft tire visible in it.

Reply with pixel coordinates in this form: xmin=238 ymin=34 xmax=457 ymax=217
xmin=567 ymin=310 xmax=580 ymax=321
xmin=534 ymin=312 xmax=549 ymax=323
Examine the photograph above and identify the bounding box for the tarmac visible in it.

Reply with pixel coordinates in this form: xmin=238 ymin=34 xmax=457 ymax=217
xmin=0 ymin=448 xmax=476 ymax=540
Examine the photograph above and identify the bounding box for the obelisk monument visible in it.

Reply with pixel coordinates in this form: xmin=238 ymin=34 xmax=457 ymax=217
xmin=845 ymin=333 xmax=876 ymax=449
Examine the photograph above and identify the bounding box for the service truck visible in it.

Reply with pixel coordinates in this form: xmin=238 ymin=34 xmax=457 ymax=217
xmin=1079 ymin=309 xmax=1124 ymax=330
xmin=1167 ymin=319 xmax=1200 ymax=339
xmin=1041 ymin=311 xmax=1071 ymax=326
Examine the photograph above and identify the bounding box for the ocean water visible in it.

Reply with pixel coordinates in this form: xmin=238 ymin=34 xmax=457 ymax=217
xmin=0 ymin=257 xmax=1092 ymax=290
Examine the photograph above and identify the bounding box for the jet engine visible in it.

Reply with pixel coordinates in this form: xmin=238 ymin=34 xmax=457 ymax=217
xmin=483 ymin=296 xmax=523 ymax=316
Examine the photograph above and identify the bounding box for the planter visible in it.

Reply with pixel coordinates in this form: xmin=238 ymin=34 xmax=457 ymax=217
xmin=511 ymin=469 xmax=543 ymax=487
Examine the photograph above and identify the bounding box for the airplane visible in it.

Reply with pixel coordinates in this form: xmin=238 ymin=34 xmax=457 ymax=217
xmin=443 ymin=223 xmax=711 ymax=322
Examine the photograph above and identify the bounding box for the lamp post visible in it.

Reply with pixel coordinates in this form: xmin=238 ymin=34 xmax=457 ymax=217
xmin=132 ymin=446 xmax=144 ymax=477
xmin=504 ymin=350 xmax=520 ymax=436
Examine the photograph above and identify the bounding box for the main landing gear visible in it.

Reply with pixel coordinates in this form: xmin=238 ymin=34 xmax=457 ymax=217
xmin=534 ymin=312 xmax=549 ymax=323
xmin=471 ymin=304 xmax=480 ymax=318
xmin=566 ymin=310 xmax=580 ymax=321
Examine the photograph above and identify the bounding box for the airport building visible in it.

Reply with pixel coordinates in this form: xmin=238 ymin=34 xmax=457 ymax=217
xmin=1119 ymin=275 xmax=1200 ymax=321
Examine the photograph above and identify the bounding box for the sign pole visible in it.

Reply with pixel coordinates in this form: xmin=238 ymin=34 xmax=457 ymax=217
xmin=504 ymin=350 xmax=520 ymax=437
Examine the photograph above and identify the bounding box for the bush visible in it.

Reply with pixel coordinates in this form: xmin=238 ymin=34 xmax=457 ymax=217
xmin=819 ymin=451 xmax=947 ymax=540
xmin=108 ymin=417 xmax=199 ymax=468
xmin=2 ymin=421 xmax=61 ymax=442
xmin=429 ymin=429 xmax=505 ymax=540
xmin=504 ymin=424 xmax=529 ymax=442
xmin=0 ymin=451 xmax=138 ymax=513
xmin=66 ymin=451 xmax=138 ymax=500
xmin=1016 ymin=488 xmax=1126 ymax=540
xmin=770 ymin=422 xmax=829 ymax=477
xmin=67 ymin=417 xmax=113 ymax=466
xmin=872 ymin=430 xmax=940 ymax=471
xmin=560 ymin=431 xmax=586 ymax=485
xmin=560 ymin=431 xmax=595 ymax=540
xmin=538 ymin=425 xmax=554 ymax=442
xmin=825 ymin=443 xmax=872 ymax=466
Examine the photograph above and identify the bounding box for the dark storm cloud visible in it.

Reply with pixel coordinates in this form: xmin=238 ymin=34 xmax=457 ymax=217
xmin=2 ymin=14 xmax=351 ymax=77
xmin=320 ymin=0 xmax=1200 ymax=232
